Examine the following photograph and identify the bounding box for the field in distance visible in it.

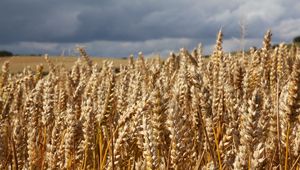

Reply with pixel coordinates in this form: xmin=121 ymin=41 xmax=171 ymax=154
xmin=0 ymin=56 xmax=128 ymax=73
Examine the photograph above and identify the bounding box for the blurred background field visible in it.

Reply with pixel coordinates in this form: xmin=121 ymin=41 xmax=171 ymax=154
xmin=0 ymin=56 xmax=128 ymax=73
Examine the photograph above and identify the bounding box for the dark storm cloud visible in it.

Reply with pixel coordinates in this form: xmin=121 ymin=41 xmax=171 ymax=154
xmin=0 ymin=0 xmax=238 ymax=43
xmin=0 ymin=0 xmax=81 ymax=43
xmin=0 ymin=0 xmax=300 ymax=56
xmin=75 ymin=0 xmax=234 ymax=42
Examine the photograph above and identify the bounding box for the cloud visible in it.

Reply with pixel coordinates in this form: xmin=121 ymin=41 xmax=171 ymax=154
xmin=274 ymin=18 xmax=300 ymax=41
xmin=0 ymin=0 xmax=299 ymax=56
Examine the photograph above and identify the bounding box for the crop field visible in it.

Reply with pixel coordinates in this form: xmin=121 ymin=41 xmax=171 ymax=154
xmin=1 ymin=30 xmax=300 ymax=169
xmin=0 ymin=56 xmax=128 ymax=73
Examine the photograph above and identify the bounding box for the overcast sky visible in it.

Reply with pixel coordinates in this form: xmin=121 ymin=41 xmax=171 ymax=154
xmin=0 ymin=0 xmax=299 ymax=57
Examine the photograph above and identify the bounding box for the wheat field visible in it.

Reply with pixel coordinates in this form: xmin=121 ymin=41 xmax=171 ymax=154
xmin=0 ymin=30 xmax=300 ymax=169
xmin=0 ymin=56 xmax=128 ymax=73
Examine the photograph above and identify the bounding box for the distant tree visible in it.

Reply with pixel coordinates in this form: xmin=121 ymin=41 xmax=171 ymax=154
xmin=294 ymin=36 xmax=300 ymax=43
xmin=0 ymin=50 xmax=13 ymax=57
xmin=272 ymin=44 xmax=279 ymax=49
